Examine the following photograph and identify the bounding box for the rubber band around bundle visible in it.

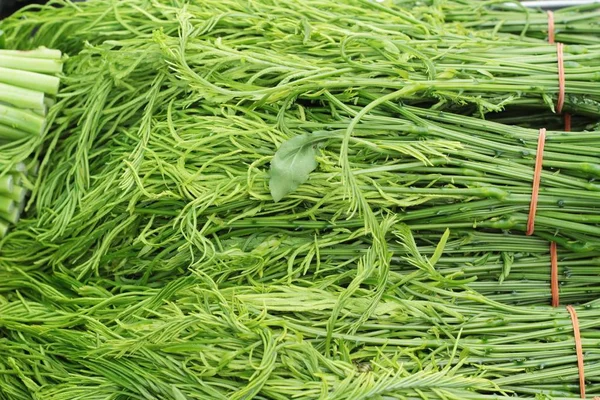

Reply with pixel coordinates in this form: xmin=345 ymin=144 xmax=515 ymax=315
xmin=566 ymin=305 xmax=586 ymax=398
xmin=556 ymin=43 xmax=566 ymax=114
xmin=550 ymin=242 xmax=559 ymax=307
xmin=547 ymin=11 xmax=567 ymax=116
xmin=547 ymin=11 xmax=556 ymax=44
xmin=526 ymin=129 xmax=546 ymax=236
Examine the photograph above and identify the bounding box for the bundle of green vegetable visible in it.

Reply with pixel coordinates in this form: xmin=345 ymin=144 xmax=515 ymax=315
xmin=410 ymin=0 xmax=600 ymax=45
xmin=0 ymin=45 xmax=62 ymax=237
xmin=0 ymin=259 xmax=597 ymax=399
xmin=5 ymin=0 xmax=600 ymax=118
xmin=0 ymin=0 xmax=600 ymax=399
xmin=7 ymin=80 xmax=600 ymax=274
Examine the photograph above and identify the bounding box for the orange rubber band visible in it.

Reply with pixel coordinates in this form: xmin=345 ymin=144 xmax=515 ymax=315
xmin=564 ymin=113 xmax=572 ymax=132
xmin=547 ymin=11 xmax=555 ymax=44
xmin=557 ymin=43 xmax=566 ymax=113
xmin=548 ymin=12 xmax=567 ymax=115
xmin=550 ymin=242 xmax=559 ymax=307
xmin=526 ymin=129 xmax=546 ymax=236
xmin=566 ymin=305 xmax=586 ymax=399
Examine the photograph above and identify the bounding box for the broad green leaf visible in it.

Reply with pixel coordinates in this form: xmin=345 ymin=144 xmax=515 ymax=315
xmin=269 ymin=134 xmax=319 ymax=202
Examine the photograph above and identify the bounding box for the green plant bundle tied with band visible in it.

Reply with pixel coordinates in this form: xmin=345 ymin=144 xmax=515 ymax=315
xmin=0 ymin=266 xmax=596 ymax=399
xmin=1 ymin=0 xmax=599 ymax=241
xmin=1 ymin=7 xmax=600 ymax=291
xmin=193 ymin=227 xmax=600 ymax=306
xmin=408 ymin=0 xmax=600 ymax=45
xmin=268 ymin=101 xmax=600 ymax=247
xmin=0 ymin=1 xmax=600 ymax=398
xmin=2 ymin=53 xmax=599 ymax=304
xmin=5 ymin=0 xmax=600 ymax=118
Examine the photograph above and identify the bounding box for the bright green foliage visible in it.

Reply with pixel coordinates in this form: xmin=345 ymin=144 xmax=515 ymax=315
xmin=0 ymin=1 xmax=599 ymax=399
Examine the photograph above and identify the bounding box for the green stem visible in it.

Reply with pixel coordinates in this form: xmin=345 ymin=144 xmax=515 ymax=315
xmin=0 ymin=175 xmax=14 ymax=194
xmin=0 ymin=206 xmax=20 ymax=224
xmin=5 ymin=185 xmax=27 ymax=203
xmin=0 ymin=66 xmax=60 ymax=95
xmin=0 ymin=82 xmax=45 ymax=111
xmin=0 ymin=104 xmax=45 ymax=136
xmin=0 ymin=197 xmax=14 ymax=215
xmin=0 ymin=48 xmax=62 ymax=60
xmin=0 ymin=219 xmax=8 ymax=238
xmin=0 ymin=54 xmax=62 ymax=74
